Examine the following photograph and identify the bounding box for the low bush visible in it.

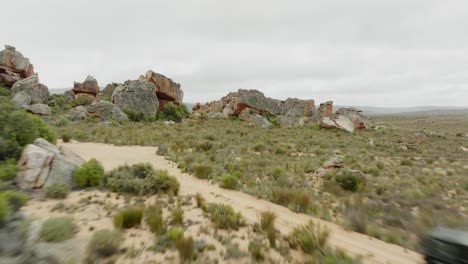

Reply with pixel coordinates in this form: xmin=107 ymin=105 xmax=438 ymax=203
xmin=193 ymin=163 xmax=213 ymax=179
xmin=205 ymin=203 xmax=244 ymax=230
xmin=73 ymin=158 xmax=104 ymax=188
xmin=105 ymin=163 xmax=180 ymax=195
xmin=0 ymin=190 xmax=29 ymax=211
xmin=40 ymin=217 xmax=77 ymax=242
xmin=145 ymin=205 xmax=165 ymax=234
xmin=155 ymin=227 xmax=185 ymax=251
xmin=248 ymin=241 xmax=264 ymax=262
xmin=195 ymin=193 xmax=205 ymax=209
xmin=123 ymin=108 xmax=145 ymax=122
xmin=0 ymin=160 xmax=17 ymax=183
xmin=87 ymin=229 xmax=123 ymax=257
xmin=45 ymin=183 xmax=70 ymax=199
xmin=172 ymin=207 xmax=184 ymax=225
xmin=160 ymin=102 xmax=190 ymax=122
xmin=260 ymin=211 xmax=277 ymax=248
xmin=335 ymin=173 xmax=363 ymax=192
xmin=288 ymin=221 xmax=329 ymax=255
xmin=221 ymin=174 xmax=239 ymax=190
xmin=114 ymin=207 xmax=143 ymax=229
xmin=61 ymin=133 xmax=72 ymax=143
xmin=71 ymin=95 xmax=93 ymax=107
xmin=176 ymin=236 xmax=194 ymax=262
xmin=0 ymin=196 xmax=11 ymax=225
xmin=345 ymin=208 xmax=368 ymax=234
xmin=271 ymin=187 xmax=311 ymax=212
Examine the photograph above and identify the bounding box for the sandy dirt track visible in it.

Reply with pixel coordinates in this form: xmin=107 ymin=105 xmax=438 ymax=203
xmin=61 ymin=141 xmax=424 ymax=264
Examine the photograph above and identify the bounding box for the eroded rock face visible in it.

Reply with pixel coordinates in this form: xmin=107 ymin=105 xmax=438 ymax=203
xmin=195 ymin=89 xmax=317 ymax=119
xmin=319 ymin=107 xmax=368 ymax=133
xmin=0 ymin=45 xmax=35 ymax=87
xmin=72 ymin=75 xmax=99 ymax=97
xmin=145 ymin=70 xmax=183 ymax=106
xmin=111 ymin=80 xmax=159 ymax=115
xmin=318 ymin=101 xmax=333 ymax=118
xmin=335 ymin=108 xmax=367 ymax=129
xmin=86 ymin=101 xmax=128 ymax=121
xmin=101 ymin=82 xmax=120 ymax=98
xmin=17 ymin=138 xmax=85 ymax=189
xmin=10 ymin=75 xmax=51 ymax=115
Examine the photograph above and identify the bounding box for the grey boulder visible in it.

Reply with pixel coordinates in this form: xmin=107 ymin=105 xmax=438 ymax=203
xmin=111 ymin=80 xmax=159 ymax=115
xmin=16 ymin=138 xmax=85 ymax=190
xmin=23 ymin=104 xmax=51 ymax=116
xmin=86 ymin=101 xmax=128 ymax=122
xmin=11 ymin=75 xmax=49 ymax=105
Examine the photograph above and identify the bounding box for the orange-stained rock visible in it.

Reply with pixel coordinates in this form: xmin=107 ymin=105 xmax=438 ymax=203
xmin=72 ymin=75 xmax=99 ymax=97
xmin=145 ymin=70 xmax=183 ymax=105
xmin=318 ymin=101 xmax=333 ymax=118
xmin=0 ymin=45 xmax=36 ymax=87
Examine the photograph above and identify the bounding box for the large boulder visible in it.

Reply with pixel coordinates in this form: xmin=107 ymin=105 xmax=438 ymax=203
xmin=72 ymin=75 xmax=99 ymax=97
xmin=11 ymin=75 xmax=49 ymax=105
xmin=86 ymin=101 xmax=128 ymax=121
xmin=283 ymin=98 xmax=315 ymax=117
xmin=16 ymin=138 xmax=85 ymax=189
xmin=111 ymin=80 xmax=159 ymax=115
xmin=23 ymin=104 xmax=51 ymax=116
xmin=277 ymin=115 xmax=308 ymax=128
xmin=101 ymin=82 xmax=120 ymax=98
xmin=145 ymin=70 xmax=183 ymax=106
xmin=234 ymin=89 xmax=283 ymax=115
xmin=335 ymin=108 xmax=367 ymax=129
xmin=67 ymin=106 xmax=88 ymax=121
xmin=0 ymin=45 xmax=35 ymax=87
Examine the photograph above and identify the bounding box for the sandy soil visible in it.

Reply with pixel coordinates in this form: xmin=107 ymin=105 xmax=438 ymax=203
xmin=57 ymin=141 xmax=424 ymax=264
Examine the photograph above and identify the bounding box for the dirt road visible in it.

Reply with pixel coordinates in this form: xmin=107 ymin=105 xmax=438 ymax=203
xmin=61 ymin=141 xmax=424 ymax=264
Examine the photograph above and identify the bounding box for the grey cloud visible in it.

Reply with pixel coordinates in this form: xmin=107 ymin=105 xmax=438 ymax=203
xmin=2 ymin=0 xmax=468 ymax=107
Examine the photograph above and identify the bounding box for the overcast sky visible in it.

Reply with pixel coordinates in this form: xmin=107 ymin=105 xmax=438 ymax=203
xmin=3 ymin=0 xmax=468 ymax=107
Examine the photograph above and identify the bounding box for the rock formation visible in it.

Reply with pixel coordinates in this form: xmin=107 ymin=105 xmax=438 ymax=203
xmin=86 ymin=101 xmax=128 ymax=122
xmin=17 ymin=138 xmax=85 ymax=189
xmin=195 ymin=89 xmax=316 ymax=118
xmin=111 ymin=80 xmax=159 ymax=115
xmin=319 ymin=107 xmax=368 ymax=133
xmin=101 ymin=82 xmax=120 ymax=98
xmin=317 ymin=101 xmax=333 ymax=118
xmin=72 ymin=75 xmax=99 ymax=99
xmin=0 ymin=45 xmax=35 ymax=87
xmin=145 ymin=70 xmax=183 ymax=107
xmin=10 ymin=75 xmax=51 ymax=115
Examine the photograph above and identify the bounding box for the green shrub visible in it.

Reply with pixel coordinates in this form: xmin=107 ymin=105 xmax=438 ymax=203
xmin=87 ymin=229 xmax=123 ymax=257
xmin=172 ymin=207 xmax=184 ymax=225
xmin=270 ymin=187 xmax=311 ymax=212
xmin=113 ymin=207 xmax=143 ymax=229
xmin=0 ymin=190 xmax=29 ymax=211
xmin=269 ymin=166 xmax=285 ymax=180
xmin=193 ymin=163 xmax=213 ymax=179
xmin=288 ymin=221 xmax=329 ymax=254
xmin=0 ymin=196 xmax=11 ymax=225
xmin=221 ymin=174 xmax=239 ymax=190
xmin=345 ymin=208 xmax=368 ymax=234
xmin=176 ymin=236 xmax=194 ymax=262
xmin=335 ymin=173 xmax=363 ymax=192
xmin=205 ymin=203 xmax=244 ymax=230
xmin=0 ymin=99 xmax=56 ymax=160
xmin=145 ymin=205 xmax=165 ymax=234
xmin=195 ymin=193 xmax=205 ymax=209
xmin=45 ymin=183 xmax=70 ymax=199
xmin=40 ymin=217 xmax=77 ymax=242
xmin=71 ymin=95 xmax=93 ymax=107
xmin=105 ymin=163 xmax=179 ymax=195
xmin=400 ymin=159 xmax=413 ymax=167
xmin=0 ymin=86 xmax=10 ymax=96
xmin=260 ymin=211 xmax=277 ymax=248
xmin=123 ymin=108 xmax=145 ymax=122
xmin=0 ymin=160 xmax=17 ymax=182
xmin=61 ymin=133 xmax=72 ymax=143
xmin=73 ymin=158 xmax=104 ymax=188
xmin=166 ymin=227 xmax=184 ymax=242
xmin=160 ymin=102 xmax=190 ymax=122
xmin=248 ymin=241 xmax=264 ymax=261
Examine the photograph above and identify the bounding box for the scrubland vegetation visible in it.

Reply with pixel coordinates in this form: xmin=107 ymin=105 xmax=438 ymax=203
xmin=51 ymin=114 xmax=468 ymax=250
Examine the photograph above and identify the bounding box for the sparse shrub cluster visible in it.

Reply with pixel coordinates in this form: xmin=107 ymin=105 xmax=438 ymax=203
xmin=113 ymin=207 xmax=143 ymax=229
xmin=45 ymin=183 xmax=70 ymax=199
xmin=0 ymin=190 xmax=29 ymax=224
xmin=204 ymin=203 xmax=244 ymax=230
xmin=271 ymin=187 xmax=311 ymax=213
xmin=335 ymin=171 xmax=364 ymax=192
xmin=87 ymin=229 xmax=123 ymax=258
xmin=105 ymin=163 xmax=179 ymax=195
xmin=145 ymin=204 xmax=165 ymax=234
xmin=160 ymin=102 xmax=190 ymax=122
xmin=288 ymin=221 xmax=329 ymax=255
xmin=40 ymin=217 xmax=77 ymax=242
xmin=260 ymin=211 xmax=277 ymax=248
xmin=193 ymin=163 xmax=213 ymax=179
xmin=221 ymin=174 xmax=239 ymax=190
xmin=73 ymin=158 xmax=105 ymax=188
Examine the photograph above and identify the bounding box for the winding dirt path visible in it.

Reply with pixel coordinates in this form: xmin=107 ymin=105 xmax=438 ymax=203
xmin=61 ymin=141 xmax=424 ymax=264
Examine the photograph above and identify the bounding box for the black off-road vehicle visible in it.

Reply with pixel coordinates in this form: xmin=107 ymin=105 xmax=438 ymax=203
xmin=423 ymin=228 xmax=468 ymax=264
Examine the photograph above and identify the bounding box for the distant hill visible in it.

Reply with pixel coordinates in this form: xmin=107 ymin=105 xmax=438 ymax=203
xmin=339 ymin=105 xmax=468 ymax=116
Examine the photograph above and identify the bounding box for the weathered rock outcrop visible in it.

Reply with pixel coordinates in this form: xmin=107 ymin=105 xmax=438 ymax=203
xmin=0 ymin=45 xmax=35 ymax=87
xmin=319 ymin=107 xmax=368 ymax=133
xmin=67 ymin=106 xmax=88 ymax=121
xmin=101 ymin=82 xmax=120 ymax=98
xmin=111 ymin=80 xmax=159 ymax=115
xmin=86 ymin=101 xmax=128 ymax=121
xmin=16 ymin=138 xmax=85 ymax=189
xmin=10 ymin=75 xmax=51 ymax=115
xmin=195 ymin=89 xmax=316 ymax=118
xmin=72 ymin=75 xmax=99 ymax=98
xmin=145 ymin=70 xmax=183 ymax=107
xmin=317 ymin=101 xmax=333 ymax=118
